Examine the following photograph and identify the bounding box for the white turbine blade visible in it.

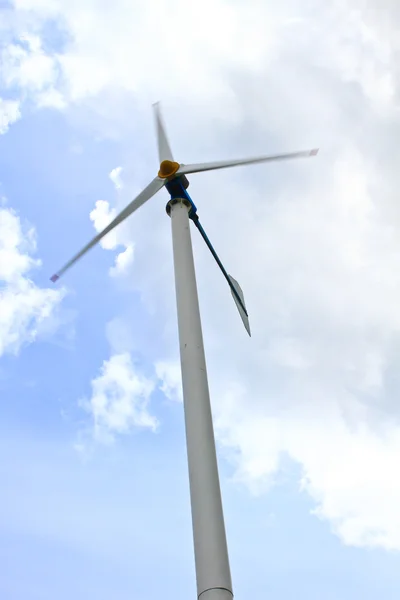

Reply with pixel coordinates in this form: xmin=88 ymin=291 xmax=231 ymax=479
xmin=228 ymin=275 xmax=251 ymax=337
xmin=50 ymin=177 xmax=165 ymax=282
xmin=177 ymin=148 xmax=319 ymax=176
xmin=153 ymin=101 xmax=174 ymax=163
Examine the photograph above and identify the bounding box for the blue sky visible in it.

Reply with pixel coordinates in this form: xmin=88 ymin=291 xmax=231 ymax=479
xmin=1 ymin=1 xmax=400 ymax=598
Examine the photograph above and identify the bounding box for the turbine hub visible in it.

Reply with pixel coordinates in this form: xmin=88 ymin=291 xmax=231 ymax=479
xmin=158 ymin=160 xmax=180 ymax=179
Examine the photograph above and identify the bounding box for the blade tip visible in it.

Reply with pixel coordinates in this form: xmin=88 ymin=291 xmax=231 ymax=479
xmin=244 ymin=320 xmax=251 ymax=337
xmin=310 ymin=148 xmax=319 ymax=156
xmin=50 ymin=274 xmax=59 ymax=283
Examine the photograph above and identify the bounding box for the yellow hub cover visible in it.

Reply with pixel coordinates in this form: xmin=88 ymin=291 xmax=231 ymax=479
xmin=158 ymin=160 xmax=180 ymax=179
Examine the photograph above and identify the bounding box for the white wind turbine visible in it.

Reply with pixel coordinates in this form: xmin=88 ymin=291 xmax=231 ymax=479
xmin=51 ymin=103 xmax=318 ymax=600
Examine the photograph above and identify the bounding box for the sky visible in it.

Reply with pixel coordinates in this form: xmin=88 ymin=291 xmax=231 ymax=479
xmin=1 ymin=0 xmax=400 ymax=598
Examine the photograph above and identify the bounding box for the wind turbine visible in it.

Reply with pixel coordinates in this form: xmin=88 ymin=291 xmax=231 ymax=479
xmin=51 ymin=103 xmax=318 ymax=600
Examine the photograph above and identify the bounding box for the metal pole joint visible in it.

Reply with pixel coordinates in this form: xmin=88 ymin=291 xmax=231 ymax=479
xmin=166 ymin=197 xmax=191 ymax=217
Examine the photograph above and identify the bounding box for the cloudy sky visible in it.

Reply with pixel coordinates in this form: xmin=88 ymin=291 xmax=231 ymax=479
xmin=1 ymin=0 xmax=400 ymax=598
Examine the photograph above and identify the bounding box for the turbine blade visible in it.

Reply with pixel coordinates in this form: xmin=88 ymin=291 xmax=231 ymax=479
xmin=50 ymin=177 xmax=165 ymax=282
xmin=177 ymin=148 xmax=319 ymax=176
xmin=153 ymin=102 xmax=174 ymax=163
xmin=228 ymin=275 xmax=251 ymax=337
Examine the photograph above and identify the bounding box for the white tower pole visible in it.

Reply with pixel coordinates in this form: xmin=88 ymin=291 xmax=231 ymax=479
xmin=168 ymin=198 xmax=233 ymax=600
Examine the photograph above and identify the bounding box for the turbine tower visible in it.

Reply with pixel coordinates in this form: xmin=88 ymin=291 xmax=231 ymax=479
xmin=51 ymin=103 xmax=318 ymax=600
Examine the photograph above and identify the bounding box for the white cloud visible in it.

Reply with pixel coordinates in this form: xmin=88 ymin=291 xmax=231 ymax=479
xmin=14 ymin=0 xmax=269 ymax=103
xmin=0 ymin=99 xmax=21 ymax=134
xmin=0 ymin=0 xmax=297 ymax=132
xmin=36 ymin=87 xmax=66 ymax=109
xmin=0 ymin=34 xmax=63 ymax=110
xmin=109 ymin=166 xmax=123 ymax=190
xmin=210 ymin=148 xmax=400 ymax=550
xmin=155 ymin=360 xmax=182 ymax=403
xmin=3 ymin=0 xmax=400 ymax=129
xmin=78 ymin=345 xmax=181 ymax=449
xmin=0 ymin=205 xmax=64 ymax=356
xmin=109 ymin=245 xmax=134 ymax=277
xmin=2 ymin=40 xmax=54 ymax=91
xmin=89 ymin=199 xmax=135 ymax=277
xmin=89 ymin=167 xmax=133 ymax=276
xmin=216 ymin=386 xmax=400 ymax=550
xmin=81 ymin=353 xmax=158 ymax=444
xmin=89 ymin=200 xmax=117 ymax=250
xmin=7 ymin=0 xmax=400 ymax=553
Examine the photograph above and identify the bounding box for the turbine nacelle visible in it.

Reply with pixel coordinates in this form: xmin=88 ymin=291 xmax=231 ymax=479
xmin=158 ymin=160 xmax=190 ymax=190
